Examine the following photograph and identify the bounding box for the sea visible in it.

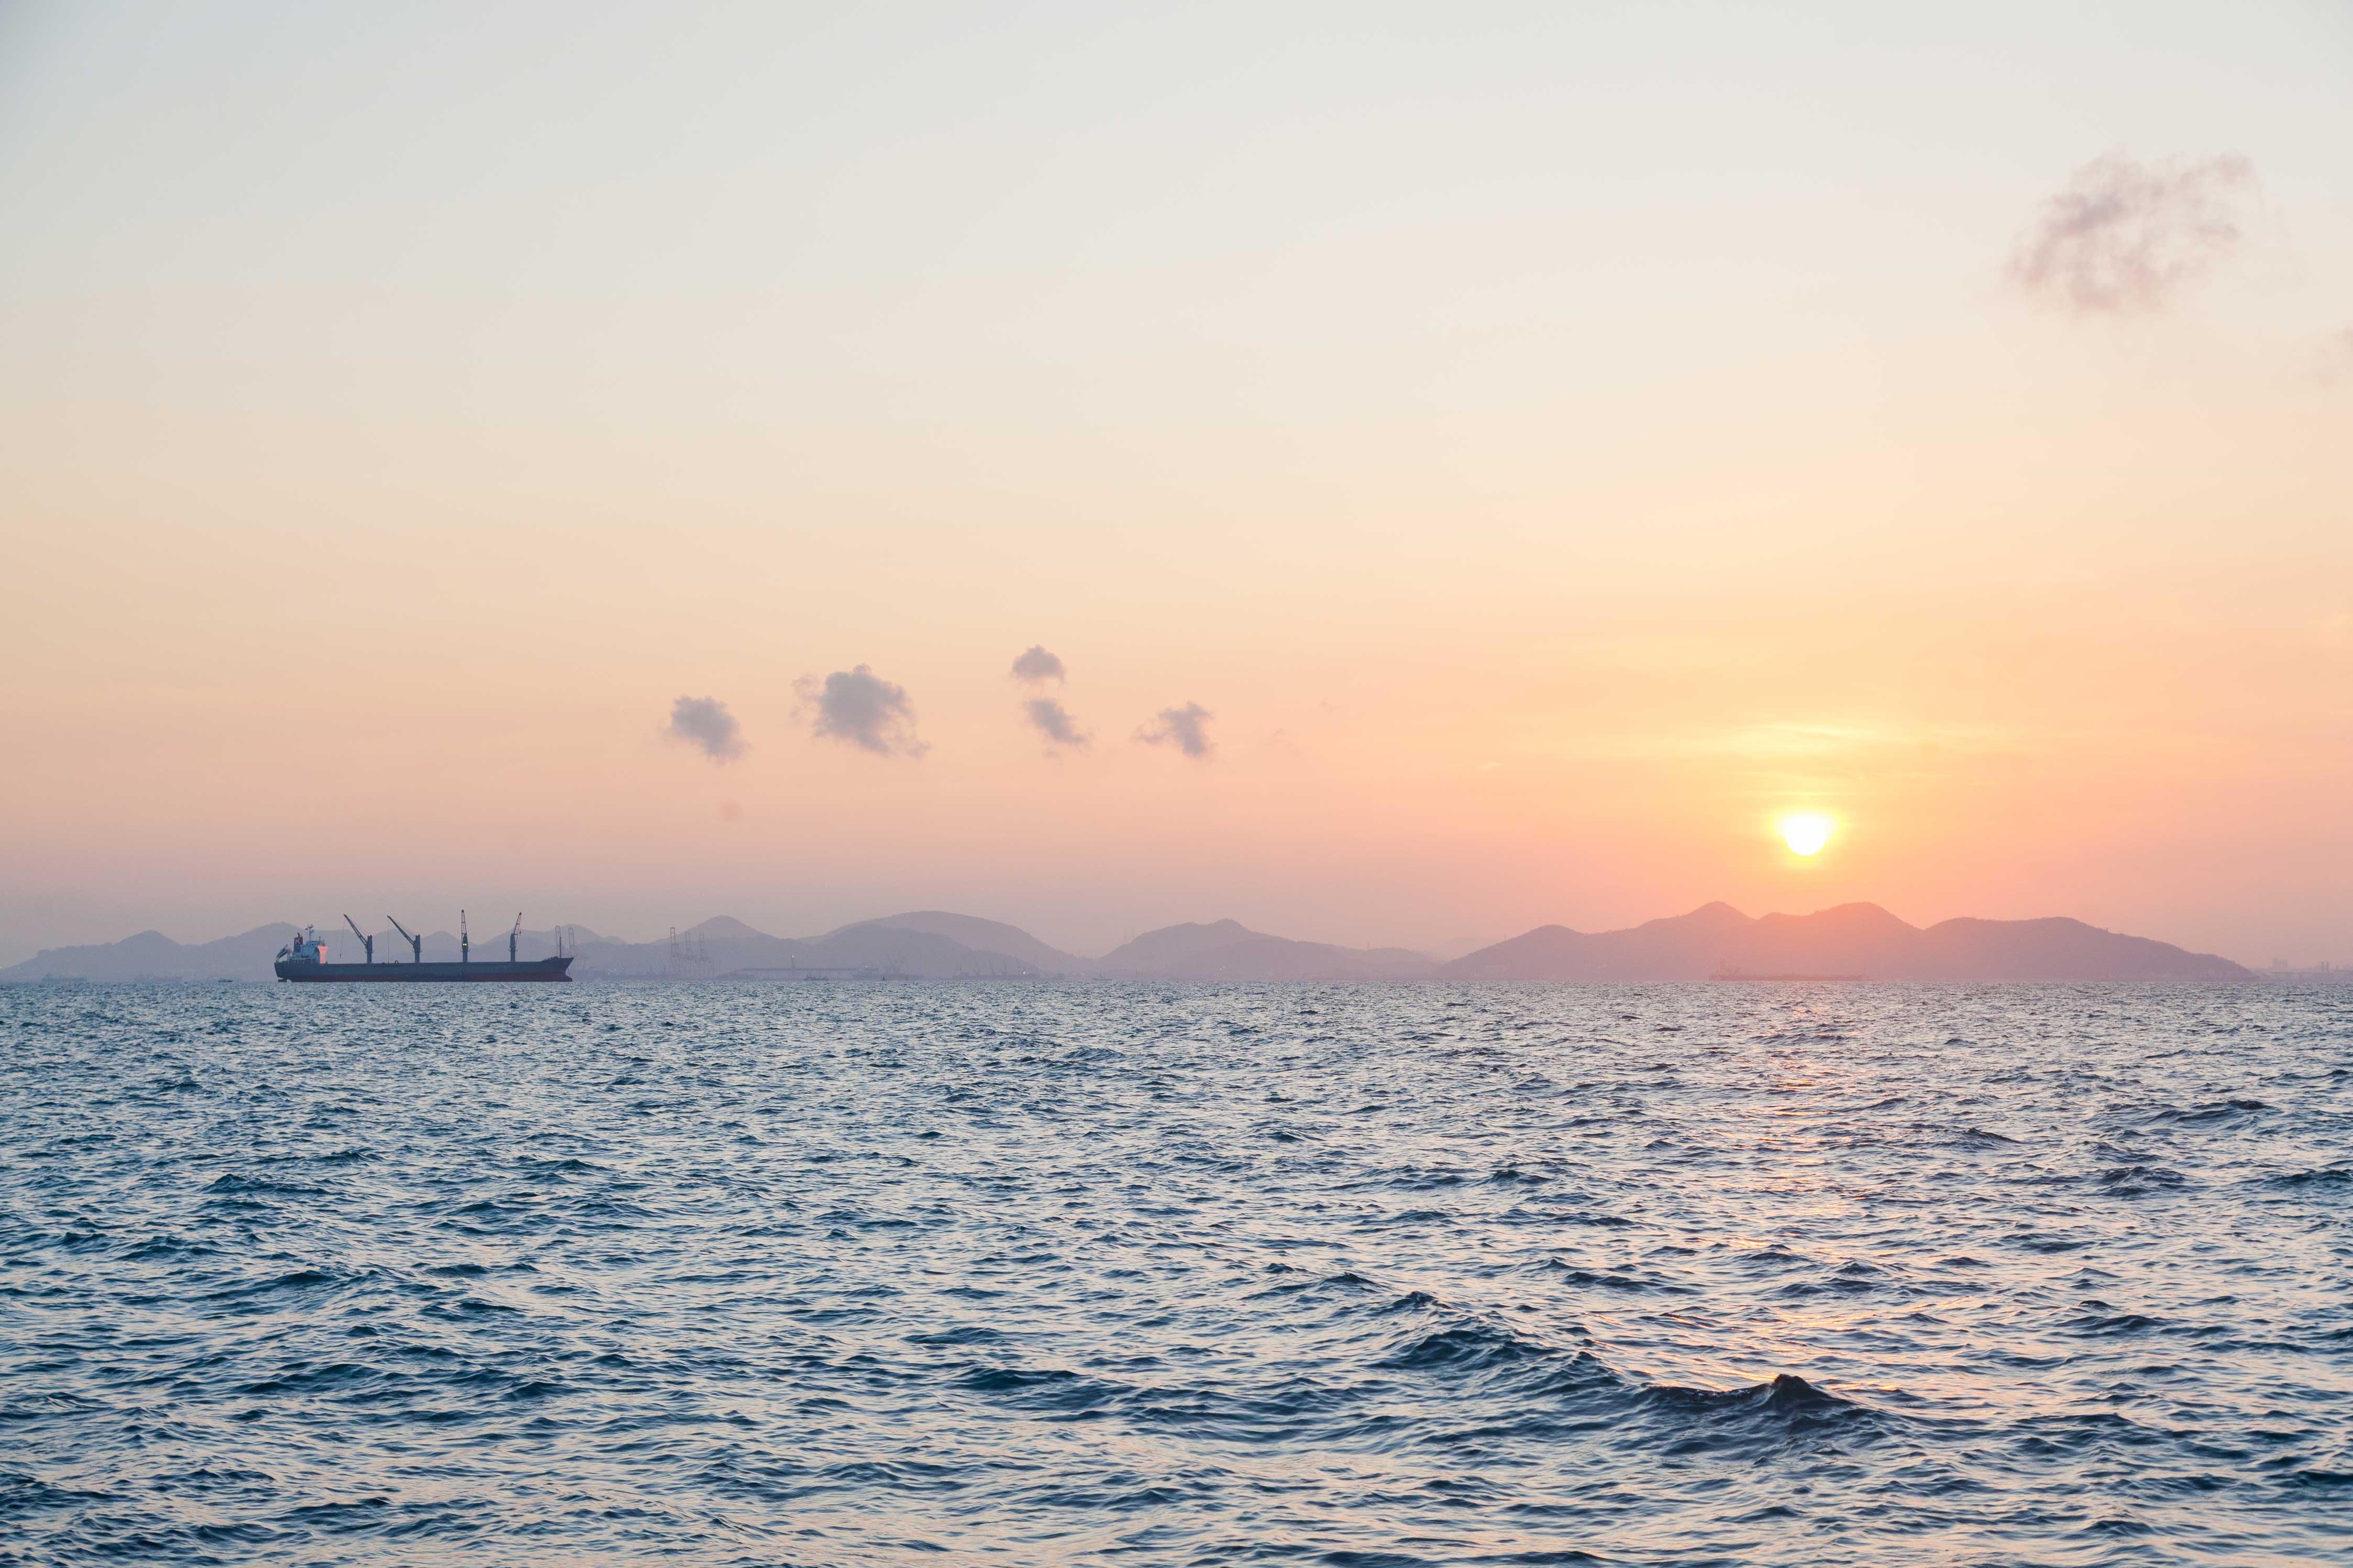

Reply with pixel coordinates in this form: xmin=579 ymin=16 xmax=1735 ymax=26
xmin=2 ymin=981 xmax=2347 ymax=1566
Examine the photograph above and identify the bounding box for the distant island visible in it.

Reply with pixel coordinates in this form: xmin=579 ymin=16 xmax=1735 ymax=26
xmin=0 ymin=902 xmax=2263 ymax=984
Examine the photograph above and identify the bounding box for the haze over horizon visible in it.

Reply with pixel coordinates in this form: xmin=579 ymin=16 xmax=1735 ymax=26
xmin=4 ymin=3 xmax=2350 ymax=969
xmin=0 ymin=893 xmax=2315 ymax=982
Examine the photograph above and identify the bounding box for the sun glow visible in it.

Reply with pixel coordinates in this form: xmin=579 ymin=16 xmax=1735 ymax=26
xmin=1780 ymin=813 xmax=1834 ymax=856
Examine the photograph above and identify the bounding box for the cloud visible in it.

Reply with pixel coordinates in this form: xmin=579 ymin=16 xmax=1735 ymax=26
xmin=794 ymin=665 xmax=927 ymax=757
xmin=663 ymin=695 xmax=744 ymax=762
xmin=1023 ymin=697 xmax=1091 ymax=751
xmin=2317 ymin=327 xmax=2353 ymax=387
xmin=1135 ymin=702 xmax=1213 ymax=759
xmin=1010 ymin=645 xmax=1066 ymax=684
xmin=2008 ymin=152 xmax=2255 ymax=314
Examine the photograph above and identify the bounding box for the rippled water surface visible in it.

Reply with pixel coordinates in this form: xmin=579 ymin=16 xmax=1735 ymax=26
xmin=4 ymin=981 xmax=2349 ymax=1565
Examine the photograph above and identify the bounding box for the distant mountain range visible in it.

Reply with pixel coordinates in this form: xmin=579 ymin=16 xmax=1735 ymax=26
xmin=1095 ymin=919 xmax=1437 ymax=981
xmin=1 ymin=902 xmax=2253 ymax=984
xmin=1441 ymin=902 xmax=2247 ymax=982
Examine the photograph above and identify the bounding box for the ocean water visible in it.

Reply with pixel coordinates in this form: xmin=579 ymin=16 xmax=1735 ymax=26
xmin=2 ymin=982 xmax=2348 ymax=1567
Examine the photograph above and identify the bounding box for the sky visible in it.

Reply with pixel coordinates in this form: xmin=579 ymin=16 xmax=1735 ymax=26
xmin=3 ymin=1 xmax=2349 ymax=966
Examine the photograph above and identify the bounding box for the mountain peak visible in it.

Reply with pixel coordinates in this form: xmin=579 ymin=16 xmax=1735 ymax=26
xmin=1095 ymin=918 xmax=1434 ymax=980
xmin=684 ymin=916 xmax=769 ymax=939
xmin=839 ymin=911 xmax=1093 ymax=973
xmin=1445 ymin=902 xmax=2245 ymax=981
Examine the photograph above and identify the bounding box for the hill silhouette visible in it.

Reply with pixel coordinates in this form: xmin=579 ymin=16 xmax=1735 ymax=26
xmin=831 ymin=911 xmax=1095 ymax=974
xmin=581 ymin=915 xmax=1065 ymax=977
xmin=1096 ymin=919 xmax=1437 ymax=981
xmin=2 ymin=902 xmax=2251 ymax=983
xmin=1441 ymin=902 xmax=2247 ymax=981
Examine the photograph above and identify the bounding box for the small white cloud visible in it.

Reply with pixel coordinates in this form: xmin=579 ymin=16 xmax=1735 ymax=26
xmin=2008 ymin=152 xmax=2255 ymax=314
xmin=1135 ymin=702 xmax=1213 ymax=759
xmin=664 ymin=695 xmax=744 ymax=763
xmin=1010 ymin=646 xmax=1066 ymax=684
xmin=1023 ymin=697 xmax=1091 ymax=752
xmin=795 ymin=665 xmax=927 ymax=758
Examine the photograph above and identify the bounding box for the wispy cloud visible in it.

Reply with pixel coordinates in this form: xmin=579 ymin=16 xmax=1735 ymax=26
xmin=1136 ymin=702 xmax=1213 ymax=759
xmin=663 ymin=695 xmax=744 ymax=762
xmin=2317 ymin=327 xmax=2353 ymax=387
xmin=794 ymin=665 xmax=928 ymax=758
xmin=2008 ymin=152 xmax=2255 ymax=314
xmin=1024 ymin=698 xmax=1091 ymax=751
xmin=1010 ymin=645 xmax=1066 ymax=684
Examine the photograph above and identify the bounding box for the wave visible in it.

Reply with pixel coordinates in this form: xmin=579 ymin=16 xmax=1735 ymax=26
xmin=1646 ymin=1371 xmax=1859 ymax=1417
xmin=1380 ymin=1321 xmax=1575 ymax=1374
xmin=2096 ymin=1163 xmax=2190 ymax=1195
xmin=2146 ymin=1098 xmax=2274 ymax=1125
xmin=1540 ymin=1260 xmax=1691 ymax=1296
xmin=1372 ymin=1313 xmax=1880 ymax=1451
xmin=2263 ymin=1165 xmax=2351 ymax=1189
xmin=201 ymin=1174 xmax=326 ymax=1198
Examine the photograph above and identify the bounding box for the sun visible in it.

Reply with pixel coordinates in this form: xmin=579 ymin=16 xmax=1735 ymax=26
xmin=1780 ymin=812 xmax=1834 ymax=857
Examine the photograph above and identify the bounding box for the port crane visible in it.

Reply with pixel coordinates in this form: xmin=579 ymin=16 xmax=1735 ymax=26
xmin=385 ymin=916 xmax=423 ymax=963
xmin=341 ymin=914 xmax=374 ymax=964
xmin=509 ymin=913 xmax=523 ymax=962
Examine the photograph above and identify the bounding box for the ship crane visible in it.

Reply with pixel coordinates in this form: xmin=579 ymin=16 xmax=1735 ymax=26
xmin=343 ymin=914 xmax=374 ymax=964
xmin=386 ymin=916 xmax=423 ymax=963
xmin=509 ymin=913 xmax=522 ymax=963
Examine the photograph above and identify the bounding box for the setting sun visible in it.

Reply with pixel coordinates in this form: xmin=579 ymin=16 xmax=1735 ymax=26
xmin=1781 ymin=813 xmax=1835 ymax=857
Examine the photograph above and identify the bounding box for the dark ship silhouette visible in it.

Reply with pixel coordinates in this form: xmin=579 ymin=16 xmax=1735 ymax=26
xmin=274 ymin=912 xmax=572 ymax=983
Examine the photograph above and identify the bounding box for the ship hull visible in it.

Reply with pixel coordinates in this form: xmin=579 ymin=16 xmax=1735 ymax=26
xmin=275 ymin=957 xmax=573 ymax=983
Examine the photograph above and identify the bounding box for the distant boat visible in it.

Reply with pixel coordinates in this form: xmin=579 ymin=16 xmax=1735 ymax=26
xmin=1710 ymin=965 xmax=1864 ymax=982
xmin=273 ymin=913 xmax=573 ymax=984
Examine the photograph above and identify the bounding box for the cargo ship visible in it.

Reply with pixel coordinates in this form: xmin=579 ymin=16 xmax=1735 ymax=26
xmin=274 ymin=913 xmax=573 ymax=983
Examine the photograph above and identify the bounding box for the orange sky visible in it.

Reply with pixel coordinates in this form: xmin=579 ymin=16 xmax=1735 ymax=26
xmin=3 ymin=4 xmax=2349 ymax=965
